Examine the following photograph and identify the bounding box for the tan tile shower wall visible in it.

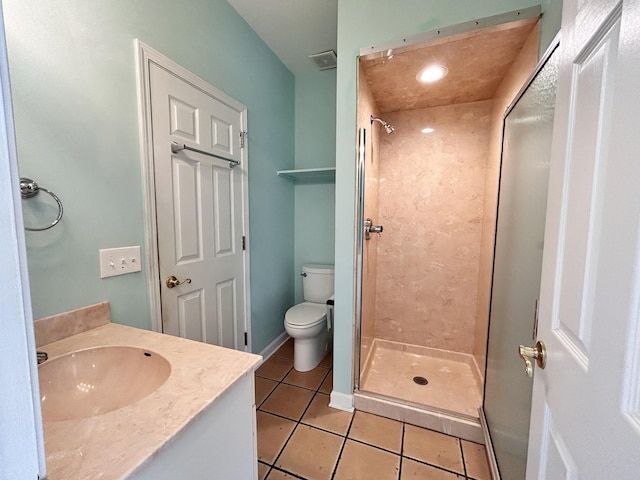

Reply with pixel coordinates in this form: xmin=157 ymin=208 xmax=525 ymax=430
xmin=358 ymin=64 xmax=381 ymax=368
xmin=374 ymin=101 xmax=493 ymax=353
xmin=473 ymin=25 xmax=540 ymax=372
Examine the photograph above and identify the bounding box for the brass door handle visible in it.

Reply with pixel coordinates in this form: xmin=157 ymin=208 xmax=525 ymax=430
xmin=166 ymin=275 xmax=191 ymax=289
xmin=518 ymin=341 xmax=546 ymax=377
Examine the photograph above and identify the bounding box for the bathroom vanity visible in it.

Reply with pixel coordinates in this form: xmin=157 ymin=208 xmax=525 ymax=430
xmin=35 ymin=304 xmax=262 ymax=479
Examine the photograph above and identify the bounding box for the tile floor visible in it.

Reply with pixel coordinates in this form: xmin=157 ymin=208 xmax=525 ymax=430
xmin=255 ymin=339 xmax=491 ymax=480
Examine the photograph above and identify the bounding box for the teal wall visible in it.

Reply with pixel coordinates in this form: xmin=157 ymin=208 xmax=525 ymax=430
xmin=3 ymin=0 xmax=295 ymax=354
xmin=540 ymin=0 xmax=564 ymax=57
xmin=293 ymin=71 xmax=337 ymax=303
xmin=333 ymin=0 xmax=561 ymax=396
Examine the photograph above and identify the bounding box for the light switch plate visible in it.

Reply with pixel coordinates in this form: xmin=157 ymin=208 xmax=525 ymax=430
xmin=99 ymin=246 xmax=142 ymax=278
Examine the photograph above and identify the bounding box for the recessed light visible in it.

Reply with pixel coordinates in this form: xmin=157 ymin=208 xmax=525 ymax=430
xmin=421 ymin=127 xmax=435 ymax=134
xmin=417 ymin=65 xmax=448 ymax=83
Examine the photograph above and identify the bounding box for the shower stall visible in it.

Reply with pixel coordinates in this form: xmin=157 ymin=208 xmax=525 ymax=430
xmin=353 ymin=8 xmax=546 ymax=443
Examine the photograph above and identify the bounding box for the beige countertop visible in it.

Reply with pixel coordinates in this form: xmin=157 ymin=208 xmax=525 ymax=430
xmin=39 ymin=322 xmax=262 ymax=479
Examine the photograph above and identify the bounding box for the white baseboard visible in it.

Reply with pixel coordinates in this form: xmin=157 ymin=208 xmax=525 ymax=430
xmin=258 ymin=330 xmax=289 ymax=361
xmin=329 ymin=391 xmax=354 ymax=413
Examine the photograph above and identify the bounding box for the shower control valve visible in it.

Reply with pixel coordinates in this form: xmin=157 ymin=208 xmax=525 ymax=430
xmin=364 ymin=218 xmax=384 ymax=240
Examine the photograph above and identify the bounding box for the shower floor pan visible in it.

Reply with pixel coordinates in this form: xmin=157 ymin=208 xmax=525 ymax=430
xmin=360 ymin=339 xmax=483 ymax=418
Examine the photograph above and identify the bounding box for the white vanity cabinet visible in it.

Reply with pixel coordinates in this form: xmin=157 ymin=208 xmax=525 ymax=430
xmin=131 ymin=373 xmax=257 ymax=479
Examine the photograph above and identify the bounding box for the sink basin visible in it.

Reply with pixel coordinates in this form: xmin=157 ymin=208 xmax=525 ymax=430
xmin=39 ymin=346 xmax=171 ymax=422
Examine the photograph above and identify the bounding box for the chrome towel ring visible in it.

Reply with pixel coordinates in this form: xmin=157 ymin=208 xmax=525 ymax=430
xmin=20 ymin=177 xmax=63 ymax=231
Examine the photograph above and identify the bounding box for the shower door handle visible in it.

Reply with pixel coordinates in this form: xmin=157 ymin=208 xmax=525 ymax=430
xmin=518 ymin=341 xmax=546 ymax=377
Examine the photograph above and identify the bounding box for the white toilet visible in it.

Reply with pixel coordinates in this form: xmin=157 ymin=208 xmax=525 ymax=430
xmin=284 ymin=264 xmax=334 ymax=372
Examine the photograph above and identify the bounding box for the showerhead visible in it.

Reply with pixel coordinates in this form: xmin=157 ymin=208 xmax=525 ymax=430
xmin=370 ymin=115 xmax=395 ymax=134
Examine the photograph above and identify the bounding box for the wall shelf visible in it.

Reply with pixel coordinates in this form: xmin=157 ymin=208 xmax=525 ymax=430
xmin=277 ymin=167 xmax=336 ymax=184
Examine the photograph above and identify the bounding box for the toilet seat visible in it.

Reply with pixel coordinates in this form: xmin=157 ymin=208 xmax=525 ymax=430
xmin=285 ymin=302 xmax=327 ymax=327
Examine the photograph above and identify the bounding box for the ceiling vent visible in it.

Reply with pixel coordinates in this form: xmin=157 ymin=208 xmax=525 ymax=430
xmin=309 ymin=50 xmax=337 ymax=70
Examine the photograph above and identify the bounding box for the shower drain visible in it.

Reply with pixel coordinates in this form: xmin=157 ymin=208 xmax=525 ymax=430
xmin=413 ymin=376 xmax=429 ymax=385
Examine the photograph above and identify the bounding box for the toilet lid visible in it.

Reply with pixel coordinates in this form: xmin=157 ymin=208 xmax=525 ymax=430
xmin=285 ymin=302 xmax=327 ymax=327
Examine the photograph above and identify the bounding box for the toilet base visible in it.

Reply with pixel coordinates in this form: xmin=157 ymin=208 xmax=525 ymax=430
xmin=293 ymin=332 xmax=329 ymax=372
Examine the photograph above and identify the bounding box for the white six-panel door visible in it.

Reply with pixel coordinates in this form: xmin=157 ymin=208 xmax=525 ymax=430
xmin=148 ymin=61 xmax=247 ymax=350
xmin=527 ymin=1 xmax=640 ymax=478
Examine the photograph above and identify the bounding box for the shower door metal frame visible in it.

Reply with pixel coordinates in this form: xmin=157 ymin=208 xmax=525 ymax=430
xmin=353 ymin=126 xmax=366 ymax=391
xmin=358 ymin=6 xmax=541 ymax=60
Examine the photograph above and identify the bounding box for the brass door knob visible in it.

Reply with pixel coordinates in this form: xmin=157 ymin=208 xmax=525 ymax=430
xmin=518 ymin=341 xmax=546 ymax=377
xmin=166 ymin=275 xmax=191 ymax=289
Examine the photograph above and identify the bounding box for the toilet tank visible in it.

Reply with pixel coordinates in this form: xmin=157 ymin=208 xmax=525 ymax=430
xmin=302 ymin=264 xmax=335 ymax=303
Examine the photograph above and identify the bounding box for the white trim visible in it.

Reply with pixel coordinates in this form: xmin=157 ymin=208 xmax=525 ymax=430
xmin=329 ymin=391 xmax=355 ymax=413
xmin=258 ymin=331 xmax=289 ymax=361
xmin=135 ymin=40 xmax=252 ymax=351
xmin=0 ymin=3 xmax=46 ymax=476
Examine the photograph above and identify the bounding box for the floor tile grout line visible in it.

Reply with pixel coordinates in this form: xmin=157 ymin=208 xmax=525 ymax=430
xmin=257 ymin=460 xmax=273 ymax=480
xmin=256 ymin=364 xmax=294 ymax=469
xmin=345 ymin=436 xmax=404 ymax=457
xmin=258 ymin=355 xmax=476 ymax=479
xmin=258 ymin=369 xmax=466 ymax=478
xmin=256 ymin=368 xmax=292 ymax=409
xmin=257 ymin=380 xmax=337 ymax=428
xmin=268 ymin=413 xmax=300 ymax=472
xmin=258 ymin=386 xmax=317 ymax=424
xmin=256 ymin=381 xmax=279 ymax=410
xmin=398 ymin=422 xmax=406 ymax=480
xmin=266 ymin=384 xmax=333 ymax=478
xmin=259 ymin=398 xmax=350 ymax=439
xmin=259 ymin=362 xmax=331 ymax=394
xmin=459 ymin=438 xmax=468 ymax=478
xmin=256 ymin=347 xmax=333 ymax=478
xmin=258 ymin=366 xmax=332 ymax=416
xmin=268 ymin=465 xmax=308 ymax=479
xmin=299 ymin=419 xmax=350 ymax=439
xmin=401 ymin=452 xmax=469 ymax=477
xmin=330 ymin=407 xmax=356 ymax=479
xmin=280 ymin=365 xmax=331 ymax=393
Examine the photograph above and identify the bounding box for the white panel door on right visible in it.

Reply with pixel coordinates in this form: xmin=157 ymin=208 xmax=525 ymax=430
xmin=527 ymin=1 xmax=640 ymax=478
xmin=149 ymin=62 xmax=246 ymax=350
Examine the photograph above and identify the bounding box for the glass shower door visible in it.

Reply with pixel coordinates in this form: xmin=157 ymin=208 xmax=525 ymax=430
xmin=482 ymin=41 xmax=559 ymax=480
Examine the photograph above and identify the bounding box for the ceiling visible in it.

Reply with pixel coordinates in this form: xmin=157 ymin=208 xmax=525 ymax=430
xmin=226 ymin=2 xmax=537 ymax=110
xmin=360 ymin=17 xmax=538 ymax=113
xmin=227 ymin=0 xmax=338 ymax=77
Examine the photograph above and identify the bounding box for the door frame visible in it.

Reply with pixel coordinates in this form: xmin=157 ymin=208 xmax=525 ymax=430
xmin=135 ymin=41 xmax=252 ymax=351
xmin=0 ymin=3 xmax=46 ymax=474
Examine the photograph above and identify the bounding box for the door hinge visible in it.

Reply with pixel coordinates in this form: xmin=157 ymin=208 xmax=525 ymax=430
xmin=532 ymin=298 xmax=540 ymax=340
xmin=240 ymin=131 xmax=247 ymax=148
xmin=242 ymin=235 xmax=246 ymax=250
xmin=244 ymin=332 xmax=248 ymax=346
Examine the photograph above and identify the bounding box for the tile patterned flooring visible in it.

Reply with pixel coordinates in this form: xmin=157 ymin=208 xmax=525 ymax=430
xmin=255 ymin=339 xmax=491 ymax=480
